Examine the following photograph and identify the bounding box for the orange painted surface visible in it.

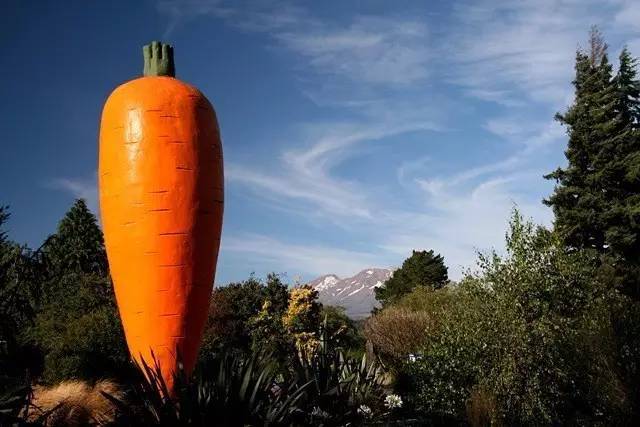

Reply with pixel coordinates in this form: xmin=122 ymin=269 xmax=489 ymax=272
xmin=98 ymin=76 xmax=223 ymax=391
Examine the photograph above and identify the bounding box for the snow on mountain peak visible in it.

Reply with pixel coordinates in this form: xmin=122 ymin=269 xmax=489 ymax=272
xmin=310 ymin=274 xmax=340 ymax=291
xmin=308 ymin=268 xmax=391 ymax=319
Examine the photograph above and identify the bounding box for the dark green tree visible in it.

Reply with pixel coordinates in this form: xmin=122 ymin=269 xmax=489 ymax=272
xmin=27 ymin=199 xmax=127 ymax=383
xmin=320 ymin=305 xmax=364 ymax=354
xmin=0 ymin=206 xmax=33 ymax=343
xmin=200 ymin=276 xmax=265 ymax=357
xmin=0 ymin=206 xmax=42 ymax=390
xmin=544 ymin=29 xmax=640 ymax=297
xmin=263 ymin=272 xmax=290 ymax=315
xmin=41 ymin=199 xmax=107 ymax=276
xmin=375 ymin=250 xmax=448 ymax=307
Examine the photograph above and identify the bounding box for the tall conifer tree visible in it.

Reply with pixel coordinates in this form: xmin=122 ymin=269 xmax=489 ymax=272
xmin=29 ymin=199 xmax=127 ymax=382
xmin=545 ymin=29 xmax=640 ymax=297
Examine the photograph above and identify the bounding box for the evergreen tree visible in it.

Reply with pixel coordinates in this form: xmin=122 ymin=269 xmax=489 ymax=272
xmin=0 ymin=206 xmax=42 ymax=390
xmin=545 ymin=29 xmax=640 ymax=297
xmin=375 ymin=249 xmax=448 ymax=307
xmin=544 ymin=30 xmax=615 ymax=251
xmin=42 ymin=198 xmax=107 ymax=276
xmin=27 ymin=199 xmax=127 ymax=383
xmin=606 ymin=48 xmax=640 ymax=261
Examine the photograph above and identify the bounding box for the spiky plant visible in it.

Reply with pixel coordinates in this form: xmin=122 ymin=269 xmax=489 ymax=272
xmin=0 ymin=384 xmax=49 ymax=427
xmin=289 ymin=320 xmax=387 ymax=425
xmin=105 ymin=350 xmax=308 ymax=426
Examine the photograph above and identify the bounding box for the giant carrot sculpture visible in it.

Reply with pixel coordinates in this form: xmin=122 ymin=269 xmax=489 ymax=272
xmin=99 ymin=41 xmax=223 ymax=392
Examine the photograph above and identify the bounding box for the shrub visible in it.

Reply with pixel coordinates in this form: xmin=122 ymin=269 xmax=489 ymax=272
xmin=320 ymin=305 xmax=364 ymax=356
xmin=26 ymin=273 xmax=128 ymax=384
xmin=398 ymin=210 xmax=633 ymax=425
xmin=283 ymin=285 xmax=321 ymax=359
xmin=364 ymin=307 xmax=433 ymax=363
xmin=289 ymin=323 xmax=389 ymax=425
xmin=200 ymin=273 xmax=291 ymax=361
xmin=106 ymin=351 xmax=307 ymax=426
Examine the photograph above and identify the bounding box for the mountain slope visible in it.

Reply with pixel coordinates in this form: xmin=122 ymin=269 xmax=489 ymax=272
xmin=308 ymin=268 xmax=391 ymax=319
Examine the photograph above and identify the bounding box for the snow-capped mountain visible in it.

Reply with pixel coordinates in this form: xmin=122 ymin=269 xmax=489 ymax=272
xmin=307 ymin=268 xmax=392 ymax=319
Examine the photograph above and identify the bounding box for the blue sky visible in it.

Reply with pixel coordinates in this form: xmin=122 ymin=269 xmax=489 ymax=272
xmin=2 ymin=0 xmax=640 ymax=284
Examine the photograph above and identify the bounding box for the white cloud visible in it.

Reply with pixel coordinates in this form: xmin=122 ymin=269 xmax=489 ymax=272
xmin=276 ymin=16 xmax=430 ymax=85
xmin=158 ymin=2 xmax=431 ymax=87
xmin=152 ymin=0 xmax=633 ymax=282
xmin=48 ymin=175 xmax=98 ymax=213
xmin=156 ymin=0 xmax=230 ymax=37
xmin=483 ymin=116 xmax=565 ymax=149
xmin=222 ymin=233 xmax=387 ymax=279
xmin=447 ymin=0 xmax=613 ymax=105
xmin=228 ymin=117 xmax=440 ymax=222
xmin=380 ymin=172 xmax=554 ymax=279
xmin=227 ymin=162 xmax=372 ymax=220
xmin=615 ymin=0 xmax=640 ymax=32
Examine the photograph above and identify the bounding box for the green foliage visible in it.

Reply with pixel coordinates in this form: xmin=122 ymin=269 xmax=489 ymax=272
xmin=200 ymin=273 xmax=291 ymax=361
xmin=400 ymin=210 xmax=632 ymax=425
xmin=102 ymin=323 xmax=388 ymax=426
xmin=320 ymin=305 xmax=364 ymax=355
xmin=26 ymin=199 xmax=127 ymax=383
xmin=201 ymin=276 xmax=265 ymax=356
xmin=288 ymin=323 xmax=389 ymax=425
xmin=249 ymin=274 xmax=292 ymax=357
xmin=0 ymin=207 xmax=43 ymax=392
xmin=109 ymin=351 xmax=307 ymax=426
xmin=41 ymin=199 xmax=107 ymax=277
xmin=375 ymin=249 xmax=448 ymax=307
xmin=544 ymin=29 xmax=640 ymax=298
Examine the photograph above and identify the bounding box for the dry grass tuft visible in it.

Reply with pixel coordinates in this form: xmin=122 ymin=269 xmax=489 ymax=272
xmin=26 ymin=379 xmax=124 ymax=426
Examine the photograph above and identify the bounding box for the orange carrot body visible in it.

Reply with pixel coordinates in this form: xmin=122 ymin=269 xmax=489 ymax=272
xmin=98 ymin=74 xmax=223 ymax=391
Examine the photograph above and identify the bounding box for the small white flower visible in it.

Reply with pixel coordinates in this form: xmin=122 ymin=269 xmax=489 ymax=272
xmin=408 ymin=353 xmax=423 ymax=363
xmin=384 ymin=394 xmax=403 ymax=409
xmin=357 ymin=404 xmax=372 ymax=417
xmin=311 ymin=406 xmax=330 ymax=419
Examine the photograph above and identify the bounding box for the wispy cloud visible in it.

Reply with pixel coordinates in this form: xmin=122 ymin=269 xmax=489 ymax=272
xmin=157 ymin=0 xmax=230 ymax=38
xmin=222 ymin=233 xmax=388 ymax=280
xmin=228 ymin=117 xmax=441 ymax=222
xmin=447 ymin=0 xmax=615 ymax=105
xmin=152 ymin=1 xmax=634 ymax=281
xmin=276 ymin=16 xmax=430 ymax=85
xmin=615 ymin=0 xmax=640 ymax=32
xmin=380 ymin=171 xmax=554 ymax=277
xmin=158 ymin=1 xmax=431 ymax=87
xmin=48 ymin=175 xmax=98 ymax=213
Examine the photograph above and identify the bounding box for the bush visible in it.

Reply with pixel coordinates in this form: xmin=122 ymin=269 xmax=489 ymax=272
xmin=364 ymin=307 xmax=433 ymax=363
xmin=396 ymin=210 xmax=634 ymax=425
xmin=200 ymin=273 xmax=291 ymax=361
xmin=27 ymin=272 xmax=128 ymax=384
xmin=320 ymin=305 xmax=364 ymax=356
xmin=0 ymin=207 xmax=43 ymax=392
